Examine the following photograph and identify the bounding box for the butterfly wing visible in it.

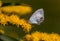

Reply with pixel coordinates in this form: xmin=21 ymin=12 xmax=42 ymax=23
xmin=29 ymin=8 xmax=44 ymax=25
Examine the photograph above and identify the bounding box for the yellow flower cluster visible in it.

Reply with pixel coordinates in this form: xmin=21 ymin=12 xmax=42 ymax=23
xmin=1 ymin=5 xmax=32 ymax=15
xmin=24 ymin=31 xmax=60 ymax=41
xmin=9 ymin=14 xmax=32 ymax=32
xmin=0 ymin=14 xmax=32 ymax=32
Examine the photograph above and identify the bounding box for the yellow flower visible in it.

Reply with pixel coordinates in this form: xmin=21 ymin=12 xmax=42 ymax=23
xmin=31 ymin=31 xmax=43 ymax=41
xmin=1 ymin=5 xmax=32 ymax=15
xmin=0 ymin=14 xmax=4 ymax=19
xmin=0 ymin=13 xmax=32 ymax=32
xmin=49 ymin=33 xmax=60 ymax=41
xmin=20 ymin=19 xmax=32 ymax=32
xmin=9 ymin=14 xmax=20 ymax=24
xmin=24 ymin=34 xmax=32 ymax=41
xmin=8 ymin=14 xmax=32 ymax=32
xmin=24 ymin=31 xmax=60 ymax=41
xmin=19 ymin=6 xmax=32 ymax=14
xmin=0 ymin=14 xmax=8 ymax=26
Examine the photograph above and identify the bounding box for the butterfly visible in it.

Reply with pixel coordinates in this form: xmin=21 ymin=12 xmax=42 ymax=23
xmin=28 ymin=8 xmax=44 ymax=25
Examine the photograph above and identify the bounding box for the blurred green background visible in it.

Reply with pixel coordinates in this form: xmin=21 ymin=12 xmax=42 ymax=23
xmin=0 ymin=0 xmax=60 ymax=41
